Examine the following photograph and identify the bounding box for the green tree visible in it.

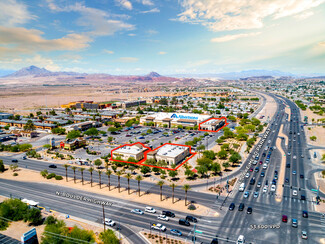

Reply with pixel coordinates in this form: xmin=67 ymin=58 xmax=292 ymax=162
xmin=217 ymin=150 xmax=228 ymax=159
xmin=23 ymin=120 xmax=35 ymax=131
xmin=71 ymin=166 xmax=77 ymax=184
xmin=88 ymin=167 xmax=94 ymax=187
xmin=0 ymin=160 xmax=5 ymax=172
xmin=211 ymin=163 xmax=221 ymax=175
xmin=140 ymin=166 xmax=151 ymax=175
xmin=84 ymin=127 xmax=99 ymax=137
xmin=107 ymin=136 xmax=113 ymax=143
xmin=221 ymin=143 xmax=230 ymax=151
xmin=116 ymin=171 xmax=122 ymax=193
xmin=168 ymin=170 xmax=178 ymax=178
xmin=196 ymin=165 xmax=208 ymax=177
xmin=66 ymin=130 xmax=81 ymax=140
xmin=0 ymin=199 xmax=28 ymax=221
xmin=94 ymin=159 xmax=102 ymax=168
xmin=197 ymin=157 xmax=213 ymax=168
xmin=24 ymin=208 xmax=42 ymax=225
xmin=63 ymin=164 xmax=69 ymax=182
xmin=169 ymin=183 xmax=177 ymax=204
xmin=43 ymin=144 xmax=51 ymax=149
xmin=222 ymin=162 xmax=230 ymax=170
xmin=126 ymin=173 xmax=132 ymax=195
xmin=229 ymin=152 xmax=242 ymax=164
xmin=99 ymin=229 xmax=119 ymax=244
xmin=202 ymin=150 xmax=216 ymax=160
xmin=157 ymin=180 xmax=165 ymax=201
xmin=185 ymin=169 xmax=195 ymax=178
xmin=135 ymin=175 xmax=143 ymax=197
xmin=310 ymin=136 xmax=317 ymax=141
xmin=108 ymin=127 xmax=118 ymax=132
xmin=182 ymin=184 xmax=191 ymax=206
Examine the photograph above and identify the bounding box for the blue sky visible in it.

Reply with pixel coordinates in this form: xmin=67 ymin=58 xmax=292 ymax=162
xmin=0 ymin=0 xmax=325 ymax=75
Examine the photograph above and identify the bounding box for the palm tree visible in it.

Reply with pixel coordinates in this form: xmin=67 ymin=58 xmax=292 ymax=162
xmin=182 ymin=184 xmax=191 ymax=206
xmin=88 ymin=167 xmax=94 ymax=187
xmin=169 ymin=183 xmax=177 ymax=204
xmin=135 ymin=175 xmax=143 ymax=197
xmin=71 ymin=166 xmax=77 ymax=184
xmin=98 ymin=170 xmax=102 ymax=189
xmin=79 ymin=168 xmax=85 ymax=185
xmin=125 ymin=173 xmax=132 ymax=195
xmin=157 ymin=181 xmax=165 ymax=201
xmin=106 ymin=170 xmax=112 ymax=191
xmin=116 ymin=171 xmax=122 ymax=193
xmin=63 ymin=164 xmax=69 ymax=182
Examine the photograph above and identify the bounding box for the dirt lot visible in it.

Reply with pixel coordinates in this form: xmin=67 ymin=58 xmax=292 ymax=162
xmin=0 ymin=168 xmax=214 ymax=216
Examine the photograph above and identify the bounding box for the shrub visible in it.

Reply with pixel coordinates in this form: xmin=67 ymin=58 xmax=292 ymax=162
xmin=0 ymin=160 xmax=5 ymax=172
xmin=188 ymin=204 xmax=196 ymax=210
xmin=44 ymin=216 xmax=57 ymax=225
xmin=55 ymin=175 xmax=63 ymax=180
xmin=13 ymin=173 xmax=18 ymax=176
xmin=0 ymin=219 xmax=9 ymax=231
xmin=46 ymin=173 xmax=56 ymax=179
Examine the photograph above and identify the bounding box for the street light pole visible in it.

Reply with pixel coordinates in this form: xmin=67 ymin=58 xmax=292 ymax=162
xmin=193 ymin=223 xmax=196 ymax=244
xmin=102 ymin=205 xmax=105 ymax=231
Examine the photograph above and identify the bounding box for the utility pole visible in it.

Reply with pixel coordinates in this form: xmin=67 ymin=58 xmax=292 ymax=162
xmin=193 ymin=223 xmax=196 ymax=244
xmin=102 ymin=205 xmax=105 ymax=231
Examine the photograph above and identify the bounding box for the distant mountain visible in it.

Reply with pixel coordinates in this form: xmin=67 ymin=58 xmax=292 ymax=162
xmin=146 ymin=72 xmax=161 ymax=78
xmin=171 ymin=69 xmax=296 ymax=79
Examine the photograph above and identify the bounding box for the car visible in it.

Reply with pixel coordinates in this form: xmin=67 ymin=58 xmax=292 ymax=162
xmin=301 ymin=231 xmax=308 ymax=239
xmin=260 ymin=172 xmax=265 ymax=177
xmin=271 ymin=185 xmax=276 ymax=192
xmin=22 ymin=156 xmax=27 ymax=160
xmin=301 ymin=154 xmax=304 ymax=158
xmin=262 ymin=164 xmax=268 ymax=170
xmin=247 ymin=207 xmax=252 ymax=214
xmin=245 ymin=173 xmax=250 ymax=178
xmin=293 ymin=155 xmax=297 ymax=159
xmin=211 ymin=238 xmax=219 ymax=244
xmin=286 ymin=163 xmax=291 ymax=168
xmin=237 ymin=235 xmax=245 ymax=244
xmin=253 ymin=191 xmax=259 ymax=198
xmin=272 ymin=179 xmax=277 ymax=185
xmin=157 ymin=215 xmax=169 ymax=221
xmin=229 ymin=203 xmax=235 ymax=211
xmin=288 ymin=152 xmax=291 ymax=156
xmin=151 ymin=223 xmax=166 ymax=232
xmin=282 ymin=215 xmax=288 ymax=222
xmin=250 ymin=177 xmax=256 ymax=185
xmin=238 ymin=203 xmax=245 ymax=211
xmin=301 ymin=195 xmax=306 ymax=201
xmin=125 ymin=134 xmax=132 ymax=137
xmin=254 ymin=167 xmax=259 ymax=172
xmin=179 ymin=219 xmax=190 ymax=226
xmin=131 ymin=209 xmax=144 ymax=215
xmin=49 ymin=164 xmax=57 ymax=168
xmin=259 ymin=161 xmax=263 ymax=165
xmin=285 ymin=178 xmax=289 ymax=183
xmin=103 ymin=218 xmax=116 ymax=226
xmin=186 ymin=215 xmax=197 ymax=223
xmin=249 ymin=168 xmax=253 ymax=172
xmin=145 ymin=206 xmax=156 ymax=213
xmin=262 ymin=153 xmax=266 ymax=157
xmin=11 ymin=159 xmax=18 ymax=163
xmin=244 ymin=191 xmax=249 ymax=198
xmin=170 ymin=229 xmax=182 ymax=236
xmin=300 ymin=174 xmax=304 ymax=179
xmin=263 ymin=186 xmax=267 ymax=193
xmin=292 ymin=171 xmax=296 ymax=175
xmin=138 ymin=136 xmax=145 ymax=139
xmin=292 ymin=190 xmax=298 ymax=196
xmin=257 ymin=182 xmax=261 ymax=188
xmin=292 ymin=218 xmax=298 ymax=228
xmin=302 ymin=211 xmax=308 ymax=218
xmin=162 ymin=210 xmax=175 ymax=217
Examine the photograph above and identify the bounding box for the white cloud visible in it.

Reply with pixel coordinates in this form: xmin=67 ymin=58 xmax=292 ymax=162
xmin=295 ymin=11 xmax=314 ymax=20
xmin=146 ymin=29 xmax=159 ymax=35
xmin=26 ymin=55 xmax=60 ymax=71
xmin=128 ymin=33 xmax=136 ymax=36
xmin=178 ymin=0 xmax=325 ymax=31
xmin=103 ymin=49 xmax=114 ymax=54
xmin=47 ymin=1 xmax=135 ymax=36
xmin=211 ymin=32 xmax=261 ymax=43
xmin=141 ymin=8 xmax=160 ymax=14
xmin=119 ymin=57 xmax=139 ymax=62
xmin=115 ymin=0 xmax=133 ymax=10
xmin=158 ymin=51 xmax=167 ymax=55
xmin=0 ymin=26 xmax=91 ymax=57
xmin=0 ymin=0 xmax=36 ymax=26
xmin=138 ymin=0 xmax=154 ymax=6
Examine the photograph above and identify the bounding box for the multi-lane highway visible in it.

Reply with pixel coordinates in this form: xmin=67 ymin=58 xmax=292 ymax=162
xmin=1 ymin=92 xmax=324 ymax=244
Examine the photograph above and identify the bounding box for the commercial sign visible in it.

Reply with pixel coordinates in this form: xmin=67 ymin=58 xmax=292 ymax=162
xmin=170 ymin=114 xmax=199 ymax=120
xmin=21 ymin=227 xmax=38 ymax=244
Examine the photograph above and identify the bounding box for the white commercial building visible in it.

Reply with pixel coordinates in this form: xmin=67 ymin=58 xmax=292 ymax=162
xmin=147 ymin=144 xmax=190 ymax=165
xmin=140 ymin=112 xmax=211 ymax=128
xmin=113 ymin=144 xmax=147 ymax=161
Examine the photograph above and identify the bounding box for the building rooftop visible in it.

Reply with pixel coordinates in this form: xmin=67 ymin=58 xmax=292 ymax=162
xmin=115 ymin=145 xmax=146 ymax=155
xmin=156 ymin=144 xmax=189 ymax=158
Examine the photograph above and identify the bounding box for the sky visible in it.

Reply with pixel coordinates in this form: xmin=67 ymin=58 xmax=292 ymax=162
xmin=0 ymin=0 xmax=325 ymax=75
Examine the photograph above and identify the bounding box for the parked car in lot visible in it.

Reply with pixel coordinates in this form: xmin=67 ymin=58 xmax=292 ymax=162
xmin=170 ymin=229 xmax=182 ymax=236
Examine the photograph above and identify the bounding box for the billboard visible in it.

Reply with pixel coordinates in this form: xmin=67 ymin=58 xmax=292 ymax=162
xmin=21 ymin=227 xmax=38 ymax=244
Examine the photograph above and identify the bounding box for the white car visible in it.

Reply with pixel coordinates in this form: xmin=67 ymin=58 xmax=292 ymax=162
xmin=103 ymin=218 xmax=115 ymax=227
xmin=151 ymin=223 xmax=166 ymax=232
xmin=263 ymin=163 xmax=267 ymax=169
xmin=293 ymin=190 xmax=298 ymax=196
xmin=157 ymin=215 xmax=169 ymax=221
xmin=271 ymin=185 xmax=276 ymax=192
xmin=293 ymin=155 xmax=297 ymax=159
xmin=145 ymin=206 xmax=156 ymax=213
xmin=263 ymin=186 xmax=268 ymax=193
xmin=237 ymin=235 xmax=245 ymax=244
xmin=245 ymin=173 xmax=250 ymax=178
xmin=131 ymin=209 xmax=144 ymax=215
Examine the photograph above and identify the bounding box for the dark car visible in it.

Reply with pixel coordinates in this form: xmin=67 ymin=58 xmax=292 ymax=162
xmin=179 ymin=219 xmax=190 ymax=226
xmin=285 ymin=178 xmax=289 ymax=183
xmin=186 ymin=215 xmax=197 ymax=223
xmin=211 ymin=238 xmax=219 ymax=244
xmin=238 ymin=203 xmax=245 ymax=211
xmin=260 ymin=172 xmax=265 ymax=177
xmin=302 ymin=211 xmax=308 ymax=218
xmin=11 ymin=159 xmax=18 ymax=163
xmin=247 ymin=207 xmax=252 ymax=214
xmin=170 ymin=229 xmax=182 ymax=236
xmin=250 ymin=177 xmax=256 ymax=185
xmin=254 ymin=167 xmax=259 ymax=172
xmin=49 ymin=164 xmax=57 ymax=168
xmin=301 ymin=195 xmax=306 ymax=201
xmin=162 ymin=211 xmax=175 ymax=218
xmin=300 ymin=174 xmax=304 ymax=179
xmin=262 ymin=153 xmax=266 ymax=157
xmin=282 ymin=215 xmax=288 ymax=223
xmin=229 ymin=203 xmax=235 ymax=211
xmin=286 ymin=163 xmax=291 ymax=168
